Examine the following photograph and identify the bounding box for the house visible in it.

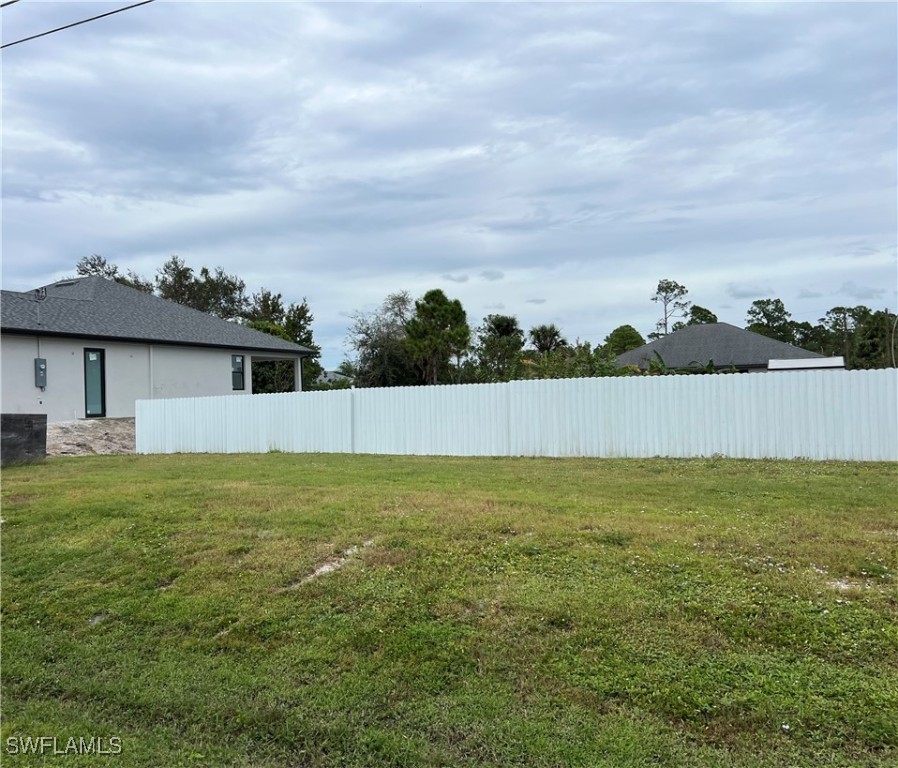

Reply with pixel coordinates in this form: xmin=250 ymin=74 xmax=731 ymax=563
xmin=316 ymin=370 xmax=353 ymax=387
xmin=616 ymin=322 xmax=841 ymax=372
xmin=1 ymin=277 xmax=313 ymax=423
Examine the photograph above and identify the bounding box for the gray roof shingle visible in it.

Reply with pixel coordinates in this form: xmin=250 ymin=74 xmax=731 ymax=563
xmin=616 ymin=323 xmax=823 ymax=370
xmin=1 ymin=277 xmax=312 ymax=355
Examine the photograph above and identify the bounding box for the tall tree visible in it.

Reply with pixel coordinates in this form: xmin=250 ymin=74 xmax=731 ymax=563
xmin=284 ymin=299 xmax=323 ymax=387
xmin=745 ymin=298 xmax=794 ymax=344
xmin=651 ymin=279 xmax=690 ymax=337
xmin=404 ymin=289 xmax=471 ymax=385
xmin=474 ymin=314 xmax=525 ymax=382
xmin=685 ymin=305 xmax=718 ymax=326
xmin=155 ymin=256 xmax=196 ymax=306
xmin=603 ymin=324 xmax=645 ymax=355
xmin=76 ymin=254 xmax=119 ymax=280
xmin=246 ymin=321 xmax=295 ymax=393
xmin=245 ymin=294 xmax=323 ymax=392
xmin=75 ymin=254 xmax=153 ymax=293
xmin=815 ymin=306 xmax=870 ymax=362
xmin=852 ymin=309 xmax=897 ymax=369
xmin=193 ymin=266 xmax=249 ymax=320
xmin=118 ymin=271 xmax=155 ymax=294
xmin=789 ymin=321 xmax=825 ymax=353
xmin=672 ymin=305 xmax=719 ymax=333
xmin=528 ymin=323 xmax=568 ymax=355
xmin=245 ymin=288 xmax=286 ymax=326
xmin=346 ymin=291 xmax=418 ymax=388
xmin=155 ymin=256 xmax=249 ymax=320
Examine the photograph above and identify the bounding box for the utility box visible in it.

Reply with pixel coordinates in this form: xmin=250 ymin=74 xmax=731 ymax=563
xmin=34 ymin=358 xmax=48 ymax=388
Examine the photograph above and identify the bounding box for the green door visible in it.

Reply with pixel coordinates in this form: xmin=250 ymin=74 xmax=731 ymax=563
xmin=84 ymin=348 xmax=106 ymax=417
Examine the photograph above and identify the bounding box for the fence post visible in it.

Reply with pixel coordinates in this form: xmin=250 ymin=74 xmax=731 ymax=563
xmin=350 ymin=387 xmax=357 ymax=454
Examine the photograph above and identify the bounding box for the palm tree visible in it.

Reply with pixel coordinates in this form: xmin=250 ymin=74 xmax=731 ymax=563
xmin=528 ymin=324 xmax=568 ymax=354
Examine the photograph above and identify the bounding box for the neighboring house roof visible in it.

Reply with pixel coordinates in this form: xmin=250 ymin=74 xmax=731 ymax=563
xmin=317 ymin=370 xmax=352 ymax=385
xmin=616 ymin=323 xmax=824 ymax=371
xmin=1 ymin=277 xmax=312 ymax=355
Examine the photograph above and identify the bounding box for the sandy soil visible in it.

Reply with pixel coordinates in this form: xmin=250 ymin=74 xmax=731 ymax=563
xmin=47 ymin=417 xmax=135 ymax=457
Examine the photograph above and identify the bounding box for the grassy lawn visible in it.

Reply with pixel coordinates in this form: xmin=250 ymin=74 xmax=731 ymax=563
xmin=1 ymin=454 xmax=896 ymax=767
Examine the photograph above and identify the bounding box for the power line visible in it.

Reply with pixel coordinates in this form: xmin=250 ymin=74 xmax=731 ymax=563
xmin=1 ymin=1 xmax=25 ymax=9
xmin=1 ymin=0 xmax=156 ymax=50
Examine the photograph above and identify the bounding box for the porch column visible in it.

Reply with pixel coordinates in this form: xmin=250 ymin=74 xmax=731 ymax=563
xmin=294 ymin=357 xmax=302 ymax=392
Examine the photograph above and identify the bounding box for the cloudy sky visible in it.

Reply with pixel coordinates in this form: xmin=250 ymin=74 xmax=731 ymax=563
xmin=2 ymin=1 xmax=895 ymax=368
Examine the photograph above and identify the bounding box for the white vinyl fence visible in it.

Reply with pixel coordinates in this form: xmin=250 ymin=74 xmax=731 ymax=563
xmin=136 ymin=369 xmax=898 ymax=461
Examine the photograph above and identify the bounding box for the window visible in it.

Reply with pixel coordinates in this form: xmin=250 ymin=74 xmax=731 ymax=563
xmin=232 ymin=355 xmax=245 ymax=390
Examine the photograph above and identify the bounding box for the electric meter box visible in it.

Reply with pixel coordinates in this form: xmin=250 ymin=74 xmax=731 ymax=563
xmin=34 ymin=358 xmax=47 ymax=388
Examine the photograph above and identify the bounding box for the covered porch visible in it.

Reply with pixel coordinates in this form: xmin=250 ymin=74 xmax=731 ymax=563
xmin=246 ymin=352 xmax=307 ymax=394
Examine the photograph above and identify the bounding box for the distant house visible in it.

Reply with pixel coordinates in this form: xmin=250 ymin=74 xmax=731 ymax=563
xmin=1 ymin=277 xmax=312 ymax=422
xmin=616 ymin=323 xmax=841 ymax=373
xmin=317 ymin=370 xmax=353 ymax=387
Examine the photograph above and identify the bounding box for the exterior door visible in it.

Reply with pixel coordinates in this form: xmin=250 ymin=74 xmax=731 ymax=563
xmin=84 ymin=348 xmax=106 ymax=417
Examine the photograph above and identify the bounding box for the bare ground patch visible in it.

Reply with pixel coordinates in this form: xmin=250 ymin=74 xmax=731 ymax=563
xmin=48 ymin=418 xmax=135 ymax=456
xmin=279 ymin=539 xmax=375 ymax=590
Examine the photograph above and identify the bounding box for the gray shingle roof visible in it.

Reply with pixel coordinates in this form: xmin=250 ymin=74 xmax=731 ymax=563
xmin=1 ymin=277 xmax=312 ymax=355
xmin=616 ymin=323 xmax=823 ymax=370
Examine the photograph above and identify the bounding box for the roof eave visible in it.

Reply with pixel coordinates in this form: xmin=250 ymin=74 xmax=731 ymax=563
xmin=0 ymin=327 xmax=313 ymax=356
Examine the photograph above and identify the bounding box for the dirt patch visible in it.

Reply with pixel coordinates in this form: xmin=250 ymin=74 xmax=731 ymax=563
xmin=280 ymin=540 xmax=375 ymax=590
xmin=47 ymin=418 xmax=135 ymax=457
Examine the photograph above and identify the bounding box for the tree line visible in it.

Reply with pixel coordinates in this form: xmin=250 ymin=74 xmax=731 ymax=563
xmin=344 ymin=279 xmax=896 ymax=386
xmin=647 ymin=279 xmax=896 ymax=369
xmin=75 ymin=257 xmax=897 ymax=390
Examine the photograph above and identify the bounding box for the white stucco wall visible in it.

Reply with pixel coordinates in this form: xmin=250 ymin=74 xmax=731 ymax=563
xmin=1 ymin=334 xmax=300 ymax=422
xmin=149 ymin=344 xmax=253 ymax=401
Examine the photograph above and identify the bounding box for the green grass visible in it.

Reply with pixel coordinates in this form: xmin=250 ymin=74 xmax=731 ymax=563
xmin=1 ymin=454 xmax=896 ymax=767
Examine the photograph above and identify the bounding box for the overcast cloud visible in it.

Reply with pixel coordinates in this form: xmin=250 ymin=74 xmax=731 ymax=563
xmin=2 ymin=1 xmax=895 ymax=367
